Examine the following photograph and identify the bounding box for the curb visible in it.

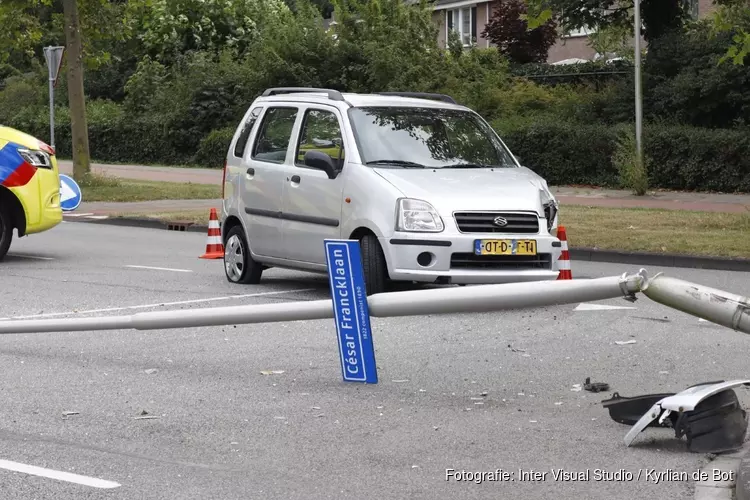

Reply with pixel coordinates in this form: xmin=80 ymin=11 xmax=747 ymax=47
xmin=736 ymin=442 xmax=750 ymax=500
xmin=571 ymin=248 xmax=750 ymax=273
xmin=62 ymin=216 xmax=750 ymax=272
xmin=64 ymin=215 xmax=209 ymax=233
xmin=694 ymin=442 xmax=749 ymax=500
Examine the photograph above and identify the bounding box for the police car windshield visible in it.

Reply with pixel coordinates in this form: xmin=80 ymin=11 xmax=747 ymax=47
xmin=348 ymin=106 xmax=518 ymax=169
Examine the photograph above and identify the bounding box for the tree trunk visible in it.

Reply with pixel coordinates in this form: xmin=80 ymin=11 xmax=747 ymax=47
xmin=62 ymin=0 xmax=90 ymax=182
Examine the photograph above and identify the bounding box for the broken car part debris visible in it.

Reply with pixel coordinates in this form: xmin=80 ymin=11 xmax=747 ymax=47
xmin=603 ymin=380 xmax=750 ymax=453
xmin=584 ymin=377 xmax=609 ymax=393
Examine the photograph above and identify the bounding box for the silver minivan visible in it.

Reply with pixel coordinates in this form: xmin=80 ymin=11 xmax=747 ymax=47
xmin=220 ymin=88 xmax=562 ymax=295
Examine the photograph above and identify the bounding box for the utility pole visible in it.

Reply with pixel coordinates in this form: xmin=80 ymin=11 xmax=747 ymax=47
xmin=633 ymin=0 xmax=643 ymax=163
xmin=62 ymin=0 xmax=91 ymax=181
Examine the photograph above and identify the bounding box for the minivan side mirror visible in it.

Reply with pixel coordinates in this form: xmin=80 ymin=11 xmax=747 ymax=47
xmin=304 ymin=150 xmax=338 ymax=179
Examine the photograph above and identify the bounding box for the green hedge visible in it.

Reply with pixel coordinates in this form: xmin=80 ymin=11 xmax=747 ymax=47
xmin=499 ymin=122 xmax=750 ymax=192
xmin=502 ymin=122 xmax=750 ymax=192
xmin=7 ymin=101 xmax=750 ymax=192
xmin=509 ymin=60 xmax=633 ymax=87
xmin=193 ymin=127 xmax=236 ymax=168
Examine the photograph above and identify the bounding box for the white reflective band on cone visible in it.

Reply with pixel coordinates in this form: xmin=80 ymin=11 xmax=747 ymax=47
xmin=206 ymin=236 xmax=222 ymax=245
xmin=208 ymin=221 xmax=220 ymax=229
xmin=561 ymin=241 xmax=568 ymax=251
xmin=0 ymin=272 xmax=647 ymax=334
xmin=558 ymin=260 xmax=571 ymax=270
xmin=640 ymin=273 xmax=750 ymax=334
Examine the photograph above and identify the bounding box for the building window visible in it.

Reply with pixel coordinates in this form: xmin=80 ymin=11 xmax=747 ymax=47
xmin=446 ymin=6 xmax=477 ymax=47
xmin=564 ymin=26 xmax=595 ymax=38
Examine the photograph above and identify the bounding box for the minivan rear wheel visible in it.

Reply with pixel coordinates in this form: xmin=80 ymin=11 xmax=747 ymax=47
xmin=224 ymin=226 xmax=262 ymax=284
xmin=360 ymin=233 xmax=389 ymax=296
xmin=0 ymin=206 xmax=12 ymax=262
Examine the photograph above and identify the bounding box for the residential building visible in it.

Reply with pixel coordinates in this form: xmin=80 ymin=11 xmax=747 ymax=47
xmin=429 ymin=0 xmax=718 ymax=63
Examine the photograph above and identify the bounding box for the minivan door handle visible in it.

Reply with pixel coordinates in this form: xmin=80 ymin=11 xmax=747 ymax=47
xmin=246 ymin=167 xmax=255 ymax=175
xmin=290 ymin=175 xmax=301 ymax=183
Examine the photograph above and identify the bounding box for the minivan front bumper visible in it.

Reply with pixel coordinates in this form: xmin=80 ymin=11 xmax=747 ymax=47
xmin=380 ymin=233 xmax=562 ymax=285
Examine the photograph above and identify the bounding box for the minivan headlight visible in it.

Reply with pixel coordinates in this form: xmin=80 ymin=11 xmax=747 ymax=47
xmin=18 ymin=148 xmax=52 ymax=169
xmin=396 ymin=198 xmax=444 ymax=232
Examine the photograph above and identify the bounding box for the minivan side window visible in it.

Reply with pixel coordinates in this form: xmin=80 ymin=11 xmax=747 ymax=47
xmin=295 ymin=109 xmax=345 ymax=171
xmin=233 ymin=106 xmax=263 ymax=159
xmin=251 ymin=107 xmax=298 ymax=164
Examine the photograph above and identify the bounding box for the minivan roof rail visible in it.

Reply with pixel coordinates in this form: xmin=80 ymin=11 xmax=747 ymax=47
xmin=375 ymin=92 xmax=457 ymax=104
xmin=261 ymin=87 xmax=346 ymax=101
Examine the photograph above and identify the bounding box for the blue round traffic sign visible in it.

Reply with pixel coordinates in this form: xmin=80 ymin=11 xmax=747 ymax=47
xmin=59 ymin=174 xmax=82 ymax=212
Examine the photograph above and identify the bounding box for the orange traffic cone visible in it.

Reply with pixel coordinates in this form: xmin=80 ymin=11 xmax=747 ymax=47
xmin=556 ymin=225 xmax=573 ymax=280
xmin=199 ymin=208 xmax=224 ymax=259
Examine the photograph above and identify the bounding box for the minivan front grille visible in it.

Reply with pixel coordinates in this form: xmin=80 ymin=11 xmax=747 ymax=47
xmin=450 ymin=253 xmax=553 ymax=270
xmin=454 ymin=212 xmax=540 ymax=234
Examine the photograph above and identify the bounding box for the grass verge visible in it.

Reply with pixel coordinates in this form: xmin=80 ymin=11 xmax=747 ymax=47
xmin=109 ymin=205 xmax=750 ymax=259
xmin=79 ymin=173 xmax=220 ymax=202
xmin=560 ymin=205 xmax=750 ymax=258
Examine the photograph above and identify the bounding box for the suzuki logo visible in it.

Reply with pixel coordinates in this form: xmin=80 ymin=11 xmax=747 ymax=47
xmin=493 ymin=216 xmax=508 ymax=227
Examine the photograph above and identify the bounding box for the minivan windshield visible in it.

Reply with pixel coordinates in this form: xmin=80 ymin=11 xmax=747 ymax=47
xmin=348 ymin=106 xmax=518 ymax=169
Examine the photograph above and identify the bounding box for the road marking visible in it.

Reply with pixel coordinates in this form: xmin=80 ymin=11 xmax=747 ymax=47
xmin=125 ymin=265 xmax=193 ymax=273
xmin=0 ymin=289 xmax=317 ymax=320
xmin=62 ymin=212 xmax=94 ymax=217
xmin=7 ymin=254 xmax=54 ymax=261
xmin=0 ymin=459 xmax=120 ymax=489
xmin=575 ymin=303 xmax=637 ymax=311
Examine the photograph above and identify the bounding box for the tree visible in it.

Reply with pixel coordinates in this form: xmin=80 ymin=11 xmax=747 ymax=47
xmin=0 ymin=0 xmax=131 ymax=181
xmin=481 ymin=0 xmax=557 ymax=64
xmin=525 ymin=0 xmax=690 ymax=42
xmin=710 ymin=0 xmax=750 ymax=64
xmin=127 ymin=0 xmax=290 ymax=63
xmin=62 ymin=0 xmax=90 ymax=182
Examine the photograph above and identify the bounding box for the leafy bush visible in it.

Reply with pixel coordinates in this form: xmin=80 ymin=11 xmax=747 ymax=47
xmin=612 ymin=127 xmax=650 ymax=195
xmin=643 ymin=20 xmax=750 ymax=128
xmin=193 ymin=127 xmax=236 ymax=168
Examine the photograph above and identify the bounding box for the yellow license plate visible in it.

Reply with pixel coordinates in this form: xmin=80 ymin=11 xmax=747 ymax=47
xmin=475 ymin=239 xmax=537 ymax=256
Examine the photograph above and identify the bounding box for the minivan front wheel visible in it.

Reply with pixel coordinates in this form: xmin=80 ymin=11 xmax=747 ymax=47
xmin=224 ymin=226 xmax=262 ymax=284
xmin=0 ymin=206 xmax=13 ymax=262
xmin=360 ymin=233 xmax=389 ymax=296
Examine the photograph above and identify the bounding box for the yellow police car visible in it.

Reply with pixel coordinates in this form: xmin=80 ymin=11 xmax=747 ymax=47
xmin=0 ymin=125 xmax=63 ymax=260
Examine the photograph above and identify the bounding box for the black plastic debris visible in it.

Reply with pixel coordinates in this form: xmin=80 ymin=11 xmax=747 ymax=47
xmin=601 ymin=392 xmax=676 ymax=427
xmin=584 ymin=377 xmax=609 ymax=393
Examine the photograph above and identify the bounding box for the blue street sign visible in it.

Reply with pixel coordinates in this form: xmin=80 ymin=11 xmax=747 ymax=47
xmin=324 ymin=239 xmax=378 ymax=384
xmin=59 ymin=174 xmax=82 ymax=212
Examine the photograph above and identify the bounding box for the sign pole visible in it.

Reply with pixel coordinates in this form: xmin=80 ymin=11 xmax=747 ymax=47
xmin=43 ymin=46 xmax=65 ymax=150
xmin=48 ymin=72 xmax=55 ymax=149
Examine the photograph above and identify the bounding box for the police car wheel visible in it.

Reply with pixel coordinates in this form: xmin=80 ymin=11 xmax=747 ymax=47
xmin=0 ymin=206 xmax=12 ymax=262
xmin=224 ymin=226 xmax=262 ymax=285
xmin=360 ymin=233 xmax=388 ymax=296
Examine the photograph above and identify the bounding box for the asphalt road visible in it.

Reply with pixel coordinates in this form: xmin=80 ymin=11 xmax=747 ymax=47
xmin=2 ymin=221 xmax=749 ymax=500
